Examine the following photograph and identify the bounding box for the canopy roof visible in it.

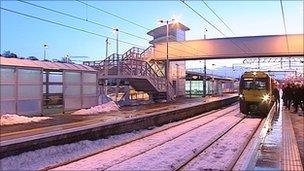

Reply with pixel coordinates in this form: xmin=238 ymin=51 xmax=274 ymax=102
xmin=147 ymin=22 xmax=190 ymax=37
xmin=0 ymin=57 xmax=96 ymax=72
xmin=146 ymin=34 xmax=304 ymax=61
xmin=186 ymin=71 xmax=234 ymax=81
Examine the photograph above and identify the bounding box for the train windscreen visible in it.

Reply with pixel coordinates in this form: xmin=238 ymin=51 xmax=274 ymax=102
xmin=242 ymin=78 xmax=267 ymax=90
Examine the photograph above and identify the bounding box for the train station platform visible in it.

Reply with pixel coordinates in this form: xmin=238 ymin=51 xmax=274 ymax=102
xmin=254 ymin=104 xmax=303 ymax=170
xmin=0 ymin=94 xmax=238 ymax=158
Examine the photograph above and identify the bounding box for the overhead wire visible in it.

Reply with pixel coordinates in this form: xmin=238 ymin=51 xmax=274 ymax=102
xmin=75 ymin=0 xmax=151 ymax=31
xmin=75 ymin=0 xmax=209 ymax=56
xmin=181 ymin=0 xmax=251 ymax=55
xmin=0 ymin=7 xmax=182 ymax=58
xmin=201 ymin=0 xmax=253 ymax=53
xmin=17 ymin=0 xmax=150 ymax=42
xmin=6 ymin=1 xmax=208 ymax=59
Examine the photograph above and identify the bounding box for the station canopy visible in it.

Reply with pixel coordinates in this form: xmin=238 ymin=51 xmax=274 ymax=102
xmin=146 ymin=34 xmax=304 ymax=61
xmin=0 ymin=56 xmax=96 ymax=71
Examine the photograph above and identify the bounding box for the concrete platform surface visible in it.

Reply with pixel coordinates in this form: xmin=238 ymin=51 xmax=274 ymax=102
xmin=255 ymin=104 xmax=303 ymax=170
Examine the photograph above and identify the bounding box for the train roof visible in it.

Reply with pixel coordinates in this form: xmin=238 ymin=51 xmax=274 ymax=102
xmin=242 ymin=71 xmax=270 ymax=78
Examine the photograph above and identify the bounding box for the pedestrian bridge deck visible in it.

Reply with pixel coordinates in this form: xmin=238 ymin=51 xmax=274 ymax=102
xmin=147 ymin=34 xmax=304 ymax=61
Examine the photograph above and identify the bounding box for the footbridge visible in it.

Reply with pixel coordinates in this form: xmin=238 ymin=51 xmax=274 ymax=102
xmin=144 ymin=34 xmax=304 ymax=61
xmin=84 ymin=34 xmax=303 ymax=103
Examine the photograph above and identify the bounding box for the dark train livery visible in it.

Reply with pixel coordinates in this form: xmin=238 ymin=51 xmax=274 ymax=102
xmin=239 ymin=71 xmax=277 ymax=117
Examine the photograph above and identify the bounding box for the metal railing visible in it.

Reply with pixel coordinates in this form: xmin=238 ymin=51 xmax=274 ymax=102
xmin=83 ymin=46 xmax=175 ymax=99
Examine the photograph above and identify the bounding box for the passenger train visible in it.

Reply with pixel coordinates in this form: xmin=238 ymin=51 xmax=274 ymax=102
xmin=239 ymin=71 xmax=277 ymax=117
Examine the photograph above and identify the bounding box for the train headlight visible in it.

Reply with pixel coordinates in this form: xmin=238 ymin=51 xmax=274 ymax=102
xmin=262 ymin=94 xmax=270 ymax=102
xmin=239 ymin=94 xmax=244 ymax=99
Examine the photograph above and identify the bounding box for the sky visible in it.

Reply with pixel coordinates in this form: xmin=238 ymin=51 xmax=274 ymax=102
xmin=1 ymin=0 xmax=303 ymax=69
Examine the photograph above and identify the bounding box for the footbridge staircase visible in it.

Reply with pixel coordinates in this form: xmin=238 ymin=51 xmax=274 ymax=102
xmin=83 ymin=47 xmax=175 ymax=102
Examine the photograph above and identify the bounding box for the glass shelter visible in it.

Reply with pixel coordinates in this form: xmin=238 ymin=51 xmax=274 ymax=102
xmin=0 ymin=57 xmax=98 ymax=116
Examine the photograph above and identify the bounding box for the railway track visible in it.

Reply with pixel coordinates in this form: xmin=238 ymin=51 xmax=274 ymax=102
xmin=49 ymin=104 xmax=262 ymax=171
xmin=102 ymin=113 xmax=261 ymax=171
xmin=44 ymin=104 xmax=238 ymax=170
xmin=178 ymin=117 xmax=262 ymax=170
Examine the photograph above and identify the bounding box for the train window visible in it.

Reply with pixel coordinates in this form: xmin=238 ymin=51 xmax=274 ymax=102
xmin=255 ymin=80 xmax=266 ymax=90
xmin=243 ymin=80 xmax=254 ymax=89
xmin=243 ymin=79 xmax=267 ymax=90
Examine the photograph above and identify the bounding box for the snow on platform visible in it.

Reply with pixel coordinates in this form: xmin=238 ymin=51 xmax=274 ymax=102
xmin=72 ymin=101 xmax=119 ymax=115
xmin=0 ymin=114 xmax=51 ymax=126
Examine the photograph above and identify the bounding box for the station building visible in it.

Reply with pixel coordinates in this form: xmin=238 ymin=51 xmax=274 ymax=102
xmin=146 ymin=22 xmax=190 ymax=97
xmin=185 ymin=71 xmax=237 ymax=97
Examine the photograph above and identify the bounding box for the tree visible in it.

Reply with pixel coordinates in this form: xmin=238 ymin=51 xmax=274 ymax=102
xmin=2 ymin=50 xmax=18 ymax=58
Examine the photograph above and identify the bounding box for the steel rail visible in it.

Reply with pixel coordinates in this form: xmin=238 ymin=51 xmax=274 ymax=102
xmin=43 ymin=103 xmax=239 ymax=170
xmin=174 ymin=116 xmax=250 ymax=170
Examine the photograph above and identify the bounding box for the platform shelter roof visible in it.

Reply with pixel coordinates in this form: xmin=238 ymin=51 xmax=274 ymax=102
xmin=0 ymin=56 xmax=96 ymax=72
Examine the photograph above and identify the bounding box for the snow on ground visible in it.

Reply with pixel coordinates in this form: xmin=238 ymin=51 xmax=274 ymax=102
xmin=1 ymin=110 xmax=201 ymax=171
xmin=105 ymin=113 xmax=243 ymax=171
xmin=72 ymin=101 xmax=119 ymax=115
xmin=54 ymin=106 xmax=240 ymax=171
xmin=0 ymin=129 xmax=150 ymax=171
xmin=181 ymin=118 xmax=261 ymax=170
xmin=0 ymin=114 xmax=51 ymax=126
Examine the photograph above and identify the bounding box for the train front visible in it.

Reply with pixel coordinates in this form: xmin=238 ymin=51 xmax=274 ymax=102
xmin=239 ymin=71 xmax=273 ymax=117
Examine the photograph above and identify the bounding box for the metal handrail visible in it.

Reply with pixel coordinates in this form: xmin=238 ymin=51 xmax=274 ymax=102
xmin=84 ymin=46 xmax=175 ymax=99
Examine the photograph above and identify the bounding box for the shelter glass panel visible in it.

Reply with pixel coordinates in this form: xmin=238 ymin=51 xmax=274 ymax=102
xmin=0 ymin=101 xmax=16 ymax=114
xmin=64 ymin=97 xmax=81 ymax=110
xmin=0 ymin=68 xmax=15 ymax=84
xmin=65 ymin=72 xmax=81 ymax=84
xmin=0 ymin=85 xmax=15 ymax=100
xmin=17 ymin=100 xmax=41 ymax=115
xmin=64 ymin=85 xmax=81 ymax=96
xmin=18 ymin=85 xmax=41 ymax=99
xmin=18 ymin=69 xmax=41 ymax=84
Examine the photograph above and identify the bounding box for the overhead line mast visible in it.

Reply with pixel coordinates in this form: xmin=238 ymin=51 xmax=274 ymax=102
xmin=279 ymin=0 xmax=291 ymax=69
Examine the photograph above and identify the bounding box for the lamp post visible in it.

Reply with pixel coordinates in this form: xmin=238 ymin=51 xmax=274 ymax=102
xmin=112 ymin=28 xmax=119 ymax=101
xmin=158 ymin=19 xmax=175 ymax=101
xmin=176 ymin=63 xmax=179 ymax=96
xmin=112 ymin=28 xmax=119 ymax=55
xmin=212 ymin=63 xmax=216 ymax=96
xmin=203 ymin=28 xmax=207 ymax=97
xmin=203 ymin=28 xmax=208 ymax=39
xmin=105 ymin=37 xmax=109 ymax=58
xmin=43 ymin=44 xmax=48 ymax=60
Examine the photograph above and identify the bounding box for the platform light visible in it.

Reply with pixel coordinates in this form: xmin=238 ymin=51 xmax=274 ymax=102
xmin=43 ymin=44 xmax=48 ymax=60
xmin=112 ymin=28 xmax=119 ymax=54
xmin=157 ymin=18 xmax=177 ymax=101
